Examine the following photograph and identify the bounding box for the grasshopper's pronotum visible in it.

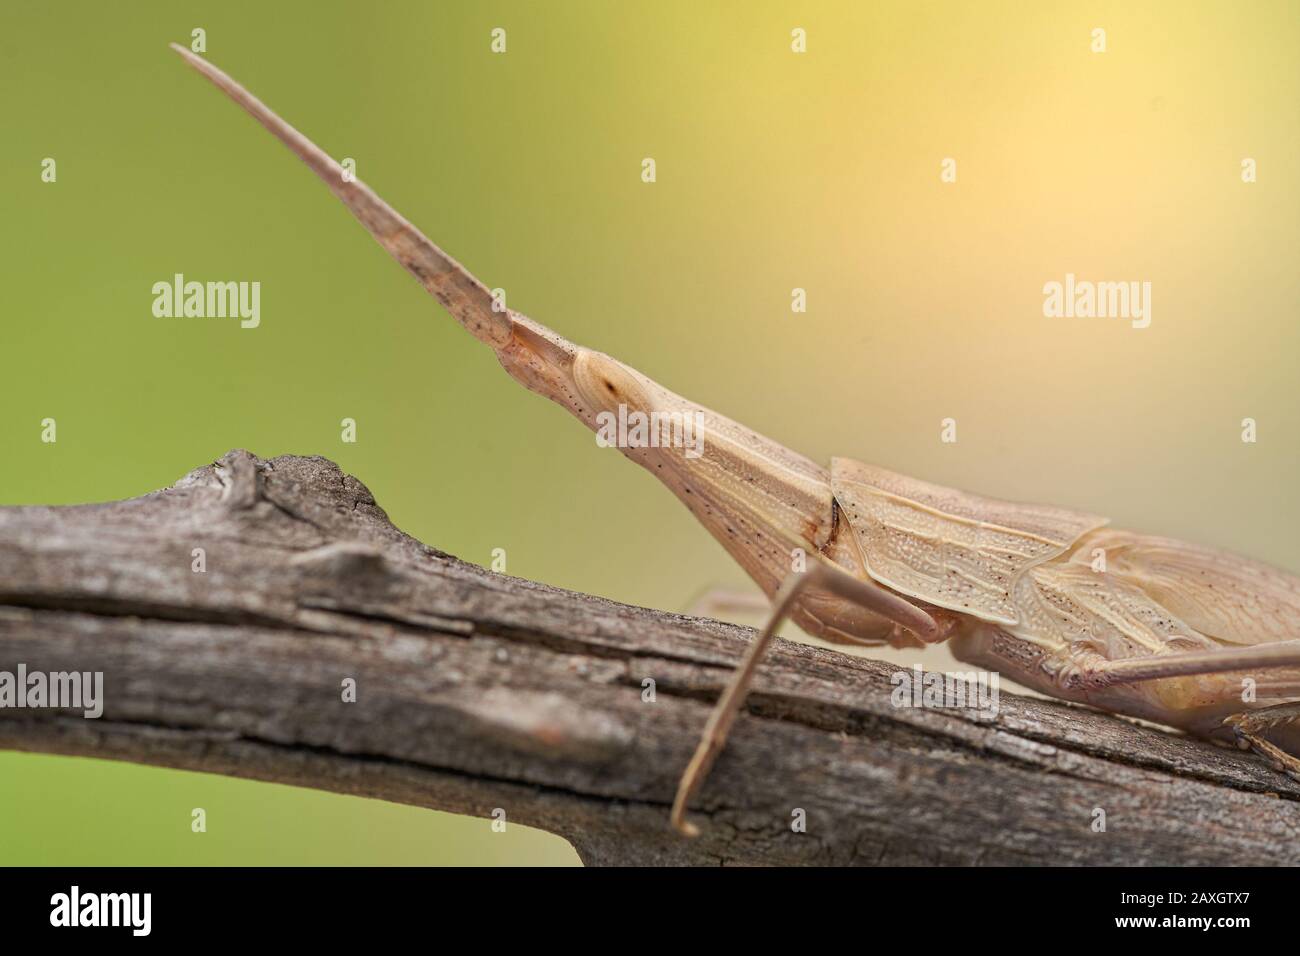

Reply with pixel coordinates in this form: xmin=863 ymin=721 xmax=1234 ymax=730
xmin=175 ymin=46 xmax=1300 ymax=836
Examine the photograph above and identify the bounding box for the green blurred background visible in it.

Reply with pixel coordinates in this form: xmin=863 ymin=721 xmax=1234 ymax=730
xmin=2 ymin=0 xmax=1297 ymax=864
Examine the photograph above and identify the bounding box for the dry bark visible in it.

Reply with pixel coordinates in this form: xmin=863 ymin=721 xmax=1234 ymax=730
xmin=1 ymin=449 xmax=1297 ymax=865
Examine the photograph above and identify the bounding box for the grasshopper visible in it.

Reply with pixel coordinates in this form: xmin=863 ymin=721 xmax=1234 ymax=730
xmin=175 ymin=46 xmax=1300 ymax=836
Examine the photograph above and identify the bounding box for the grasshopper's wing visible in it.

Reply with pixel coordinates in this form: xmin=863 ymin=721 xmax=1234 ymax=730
xmin=1076 ymin=528 xmax=1300 ymax=648
xmin=830 ymin=459 xmax=1108 ymax=624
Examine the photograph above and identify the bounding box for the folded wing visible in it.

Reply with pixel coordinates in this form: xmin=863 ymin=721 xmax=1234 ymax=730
xmin=1077 ymin=529 xmax=1300 ymax=647
xmin=830 ymin=459 xmax=1108 ymax=624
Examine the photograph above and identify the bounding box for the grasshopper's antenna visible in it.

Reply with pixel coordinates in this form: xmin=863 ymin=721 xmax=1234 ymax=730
xmin=169 ymin=43 xmax=512 ymax=350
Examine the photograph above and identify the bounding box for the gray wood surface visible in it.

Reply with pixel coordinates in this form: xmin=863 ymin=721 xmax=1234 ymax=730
xmin=2 ymin=449 xmax=1297 ymax=865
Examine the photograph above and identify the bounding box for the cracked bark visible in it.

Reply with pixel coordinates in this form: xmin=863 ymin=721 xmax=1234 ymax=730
xmin=1 ymin=449 xmax=1297 ymax=865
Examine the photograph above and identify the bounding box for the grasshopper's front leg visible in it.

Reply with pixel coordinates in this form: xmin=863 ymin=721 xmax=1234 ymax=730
xmin=671 ymin=559 xmax=937 ymax=836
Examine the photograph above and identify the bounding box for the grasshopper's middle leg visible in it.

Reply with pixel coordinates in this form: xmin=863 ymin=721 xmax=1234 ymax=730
xmin=670 ymin=560 xmax=937 ymax=836
xmin=683 ymin=586 xmax=773 ymax=623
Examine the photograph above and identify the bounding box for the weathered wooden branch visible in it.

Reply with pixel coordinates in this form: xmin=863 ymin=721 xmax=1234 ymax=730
xmin=1 ymin=450 xmax=1297 ymax=865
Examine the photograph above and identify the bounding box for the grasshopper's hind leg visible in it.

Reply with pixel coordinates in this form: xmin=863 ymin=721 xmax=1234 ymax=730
xmin=1222 ymin=703 xmax=1300 ymax=782
xmin=1070 ymin=643 xmax=1300 ymax=783
xmin=670 ymin=560 xmax=937 ymax=837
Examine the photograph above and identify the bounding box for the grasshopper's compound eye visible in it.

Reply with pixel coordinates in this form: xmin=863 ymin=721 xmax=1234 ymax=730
xmin=573 ymin=349 xmax=649 ymax=416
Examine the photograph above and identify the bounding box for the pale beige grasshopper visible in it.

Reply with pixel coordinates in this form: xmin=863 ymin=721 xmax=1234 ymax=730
xmin=175 ymin=46 xmax=1300 ymax=837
